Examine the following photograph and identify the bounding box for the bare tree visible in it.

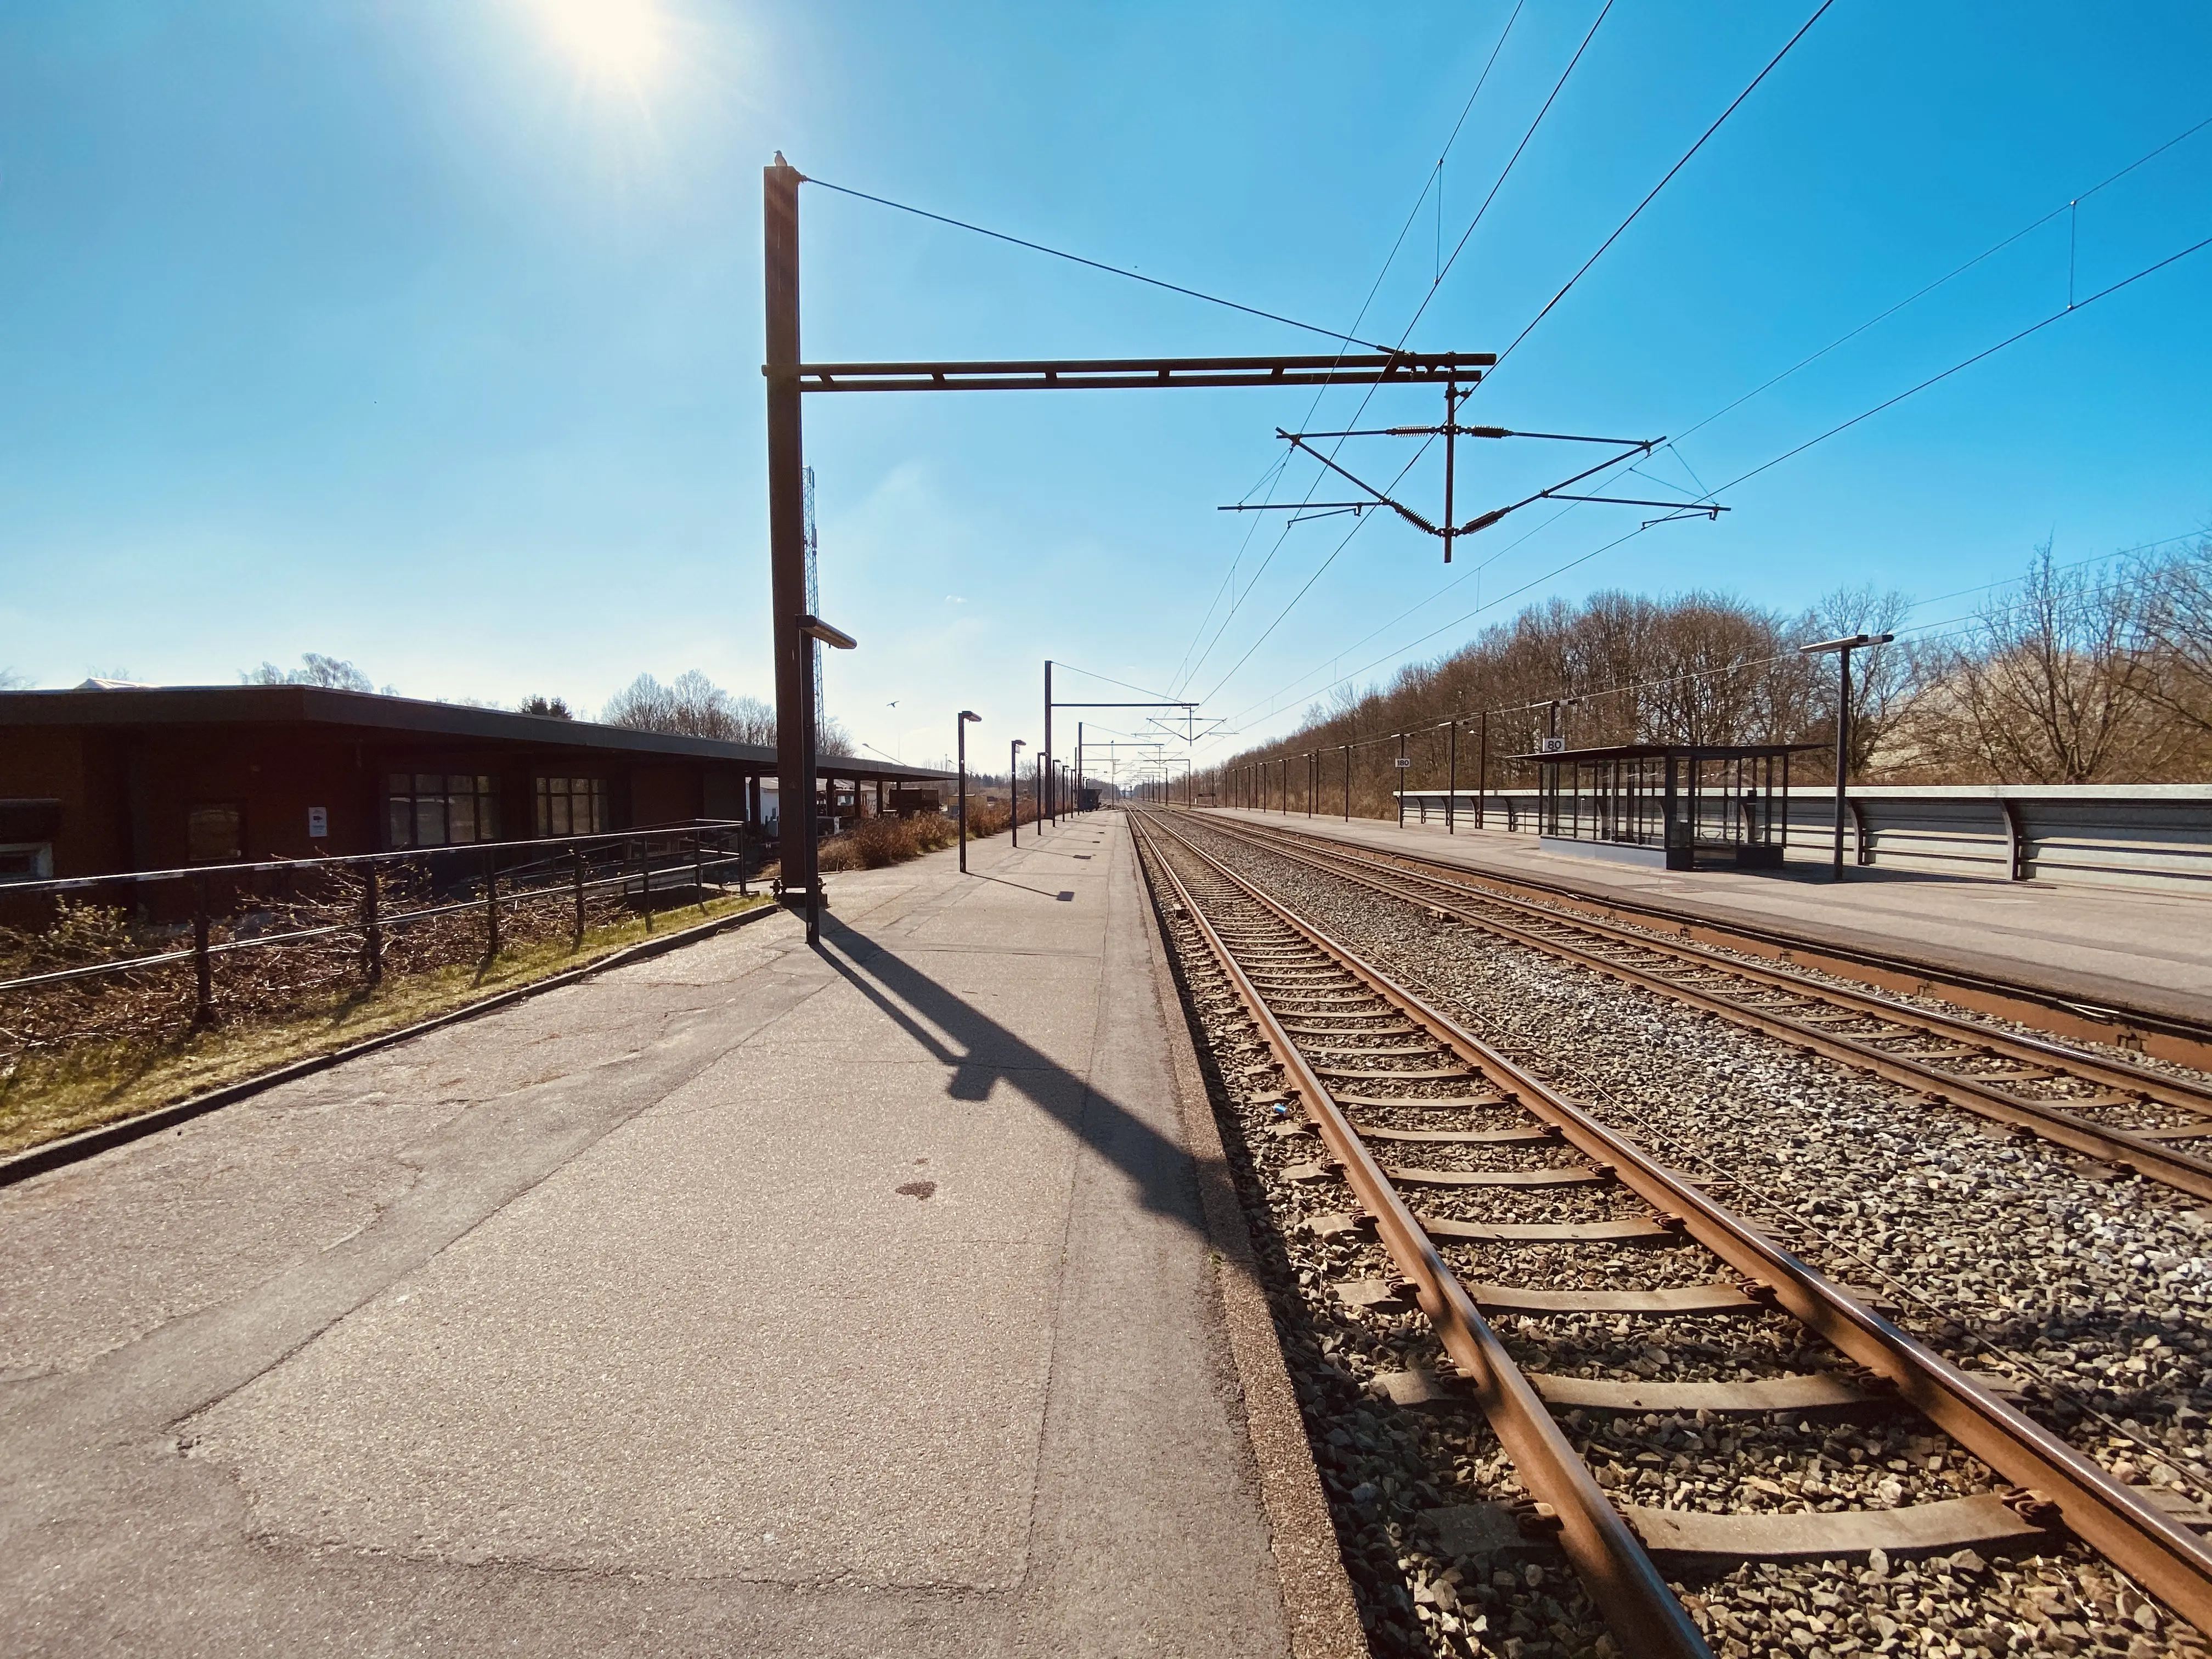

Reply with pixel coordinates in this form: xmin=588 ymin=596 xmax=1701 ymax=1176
xmin=242 ymin=653 xmax=376 ymax=693
xmin=603 ymin=670 xmax=783 ymax=746
xmin=1800 ymin=583 xmax=1915 ymax=776
xmin=1913 ymin=544 xmax=2169 ymax=783
xmin=2130 ymin=535 xmax=2212 ymax=740
xmin=601 ymin=673 xmax=677 ymax=732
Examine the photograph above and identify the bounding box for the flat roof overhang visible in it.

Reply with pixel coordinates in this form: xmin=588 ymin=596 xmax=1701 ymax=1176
xmin=0 ymin=686 xmax=952 ymax=783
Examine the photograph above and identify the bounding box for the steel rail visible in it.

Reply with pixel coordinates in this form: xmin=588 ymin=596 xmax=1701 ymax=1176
xmin=1193 ymin=812 xmax=2212 ymax=1202
xmin=1128 ymin=812 xmax=1712 ymax=1659
xmin=1209 ymin=811 xmax=2212 ymax=1067
xmin=1205 ymin=814 xmax=2212 ymax=1101
xmin=1137 ymin=810 xmax=2212 ymax=1636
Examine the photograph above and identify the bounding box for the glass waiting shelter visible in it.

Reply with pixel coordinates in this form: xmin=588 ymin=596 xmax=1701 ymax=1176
xmin=1516 ymin=742 xmax=1821 ymax=871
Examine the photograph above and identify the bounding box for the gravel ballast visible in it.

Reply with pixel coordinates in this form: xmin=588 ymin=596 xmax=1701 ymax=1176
xmin=1144 ymin=812 xmax=2212 ymax=1659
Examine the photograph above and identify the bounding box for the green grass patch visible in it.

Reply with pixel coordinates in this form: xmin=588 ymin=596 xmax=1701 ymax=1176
xmin=0 ymin=892 xmax=771 ymax=1159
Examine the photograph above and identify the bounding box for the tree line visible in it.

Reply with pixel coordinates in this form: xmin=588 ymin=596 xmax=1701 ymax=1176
xmin=1201 ymin=536 xmax=2212 ymax=815
xmin=227 ymin=656 xmax=853 ymax=755
xmin=597 ymin=670 xmax=854 ymax=755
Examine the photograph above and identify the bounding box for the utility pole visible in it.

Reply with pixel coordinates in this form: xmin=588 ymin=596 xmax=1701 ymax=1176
xmin=1446 ymin=719 xmax=1458 ymax=834
xmin=1442 ymin=380 xmax=1457 ymax=568
xmin=1477 ymin=710 xmax=1489 ymax=830
xmin=763 ymin=155 xmax=816 ymax=938
xmin=1800 ymin=633 xmax=1893 ymax=881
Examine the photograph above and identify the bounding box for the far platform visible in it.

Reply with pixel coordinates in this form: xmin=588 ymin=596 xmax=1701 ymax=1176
xmin=1205 ymin=806 xmax=2212 ymax=1033
xmin=0 ymin=815 xmax=1334 ymax=1656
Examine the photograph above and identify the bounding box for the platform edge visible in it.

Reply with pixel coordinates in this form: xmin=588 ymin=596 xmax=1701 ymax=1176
xmin=1130 ymin=818 xmax=1372 ymax=1659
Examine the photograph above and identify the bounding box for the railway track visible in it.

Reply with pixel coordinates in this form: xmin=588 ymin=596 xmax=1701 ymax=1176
xmin=1178 ymin=809 xmax=2212 ymax=1206
xmin=1130 ymin=808 xmax=2212 ymax=1656
xmin=1204 ymin=810 xmax=2212 ymax=1071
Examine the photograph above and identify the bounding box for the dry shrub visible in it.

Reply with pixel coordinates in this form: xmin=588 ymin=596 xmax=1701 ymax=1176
xmin=957 ymin=795 xmax=1040 ymax=840
xmin=816 ymin=812 xmax=960 ymax=872
xmin=962 ymin=801 xmax=1011 ymax=839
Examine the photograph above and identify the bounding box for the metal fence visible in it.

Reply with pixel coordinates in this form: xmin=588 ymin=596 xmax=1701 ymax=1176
xmin=1387 ymin=784 xmax=2212 ymax=893
xmin=0 ymin=821 xmax=763 ymax=1051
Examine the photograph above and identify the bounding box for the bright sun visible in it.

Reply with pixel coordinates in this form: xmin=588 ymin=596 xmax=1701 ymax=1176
xmin=529 ymin=0 xmax=667 ymax=85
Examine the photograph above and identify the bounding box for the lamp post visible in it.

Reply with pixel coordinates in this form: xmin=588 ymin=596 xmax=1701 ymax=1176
xmin=794 ymin=613 xmax=859 ymax=944
xmin=1798 ymin=632 xmax=1893 ymax=881
xmin=1010 ymin=738 xmax=1027 ymax=847
xmin=956 ymin=710 xmax=981 ymax=872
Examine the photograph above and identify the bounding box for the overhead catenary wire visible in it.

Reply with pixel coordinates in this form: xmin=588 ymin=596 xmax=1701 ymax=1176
xmin=804 ymin=176 xmax=1401 ymax=352
xmin=1195 ymin=436 xmax=1444 ymax=705
xmin=1167 ymin=0 xmax=1535 ymax=696
xmin=1183 ymin=5 xmax=1619 ymax=702
xmin=1705 ymin=228 xmax=2212 ymax=500
xmin=1215 ymin=222 xmax=2212 ymax=741
xmin=1049 ymin=662 xmax=1190 ymax=703
xmin=1489 ymin=0 xmax=1836 ymax=373
xmin=1226 ymin=102 xmax=2212 ymax=717
xmin=1217 ymin=499 xmax=1596 ymax=726
xmin=1670 ymin=110 xmax=2212 ymax=448
xmin=1388 ymin=0 xmax=1616 ymax=351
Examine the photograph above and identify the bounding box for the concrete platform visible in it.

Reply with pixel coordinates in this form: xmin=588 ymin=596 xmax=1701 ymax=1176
xmin=1208 ymin=808 xmax=2212 ymax=1030
xmin=0 ymin=819 xmax=1333 ymax=1656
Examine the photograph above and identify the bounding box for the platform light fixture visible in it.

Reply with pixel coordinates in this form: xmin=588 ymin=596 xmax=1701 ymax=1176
xmin=956 ymin=710 xmax=981 ymax=872
xmin=1799 ymin=632 xmax=1894 ymax=882
xmin=797 ymin=614 xmax=857 ymax=650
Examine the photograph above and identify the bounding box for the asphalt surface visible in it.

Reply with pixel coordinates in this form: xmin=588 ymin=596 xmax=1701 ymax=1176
xmin=0 ymin=819 xmax=1292 ymax=1657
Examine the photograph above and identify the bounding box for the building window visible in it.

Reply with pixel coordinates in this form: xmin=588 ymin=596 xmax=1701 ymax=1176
xmin=386 ymin=773 xmax=500 ymax=849
xmin=0 ymin=843 xmax=53 ymax=884
xmin=187 ymin=803 xmax=244 ymax=864
xmin=535 ymin=776 xmax=606 ymax=838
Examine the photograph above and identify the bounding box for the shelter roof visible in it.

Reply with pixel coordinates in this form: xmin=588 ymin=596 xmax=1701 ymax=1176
xmin=1505 ymin=741 xmax=1825 ymax=764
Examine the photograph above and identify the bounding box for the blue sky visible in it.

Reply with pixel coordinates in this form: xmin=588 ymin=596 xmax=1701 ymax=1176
xmin=3 ymin=2 xmax=2208 ymax=781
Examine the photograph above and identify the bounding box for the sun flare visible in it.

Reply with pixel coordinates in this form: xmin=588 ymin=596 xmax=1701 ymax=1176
xmin=529 ymin=0 xmax=667 ymax=86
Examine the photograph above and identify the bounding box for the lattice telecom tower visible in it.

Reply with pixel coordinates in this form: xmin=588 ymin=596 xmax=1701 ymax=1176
xmin=803 ymin=465 xmax=826 ymax=750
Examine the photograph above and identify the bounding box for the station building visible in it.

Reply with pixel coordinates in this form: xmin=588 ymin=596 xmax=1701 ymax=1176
xmin=0 ymin=684 xmax=949 ymax=881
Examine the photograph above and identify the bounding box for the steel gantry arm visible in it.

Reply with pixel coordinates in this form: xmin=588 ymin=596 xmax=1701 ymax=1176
xmin=788 ymin=352 xmax=1493 ymax=393
xmin=765 ymin=154 xmax=1489 ymax=924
